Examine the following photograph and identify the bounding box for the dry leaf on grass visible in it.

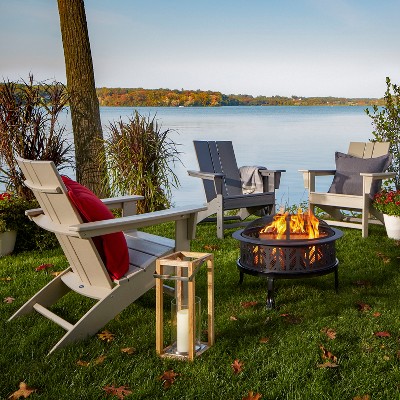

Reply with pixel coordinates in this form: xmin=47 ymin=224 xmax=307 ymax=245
xmin=241 ymin=301 xmax=258 ymax=308
xmin=8 ymin=382 xmax=37 ymax=399
xmin=357 ymin=302 xmax=372 ymax=312
xmin=103 ymin=385 xmax=132 ymax=399
xmin=76 ymin=360 xmax=90 ymax=367
xmin=203 ymin=244 xmax=219 ymax=251
xmin=121 ymin=347 xmax=136 ymax=355
xmin=353 ymin=395 xmax=370 ymax=400
xmin=374 ymin=331 xmax=391 ymax=337
xmin=159 ymin=370 xmax=179 ymax=389
xmin=94 ymin=355 xmax=107 ymax=365
xmin=259 ymin=337 xmax=270 ymax=343
xmin=376 ymin=252 xmax=391 ymax=264
xmin=242 ymin=391 xmax=262 ymax=400
xmin=372 ymin=312 xmax=381 ymax=317
xmin=0 ymin=276 xmax=12 ymax=282
xmin=321 ymin=327 xmax=336 ymax=340
xmin=353 ymin=280 xmax=372 ymax=288
xmin=317 ymin=361 xmax=339 ymax=368
xmin=35 ymin=263 xmax=54 ymax=271
xmin=231 ymin=359 xmax=244 ymax=374
xmin=50 ymin=271 xmax=63 ymax=277
xmin=319 ymin=345 xmax=338 ymax=363
xmin=97 ymin=330 xmax=115 ymax=342
xmin=3 ymin=296 xmax=15 ymax=304
xmin=230 ymin=315 xmax=238 ymax=321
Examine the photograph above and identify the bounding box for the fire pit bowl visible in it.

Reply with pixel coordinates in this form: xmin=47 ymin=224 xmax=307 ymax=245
xmin=232 ymin=214 xmax=343 ymax=309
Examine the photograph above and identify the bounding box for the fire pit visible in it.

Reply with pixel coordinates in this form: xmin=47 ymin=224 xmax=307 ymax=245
xmin=232 ymin=211 xmax=343 ymax=309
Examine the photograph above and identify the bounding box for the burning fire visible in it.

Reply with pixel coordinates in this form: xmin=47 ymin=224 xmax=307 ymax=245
xmin=259 ymin=208 xmax=320 ymax=240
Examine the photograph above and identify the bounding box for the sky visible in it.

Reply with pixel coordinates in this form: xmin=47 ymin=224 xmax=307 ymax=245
xmin=1 ymin=0 xmax=400 ymax=98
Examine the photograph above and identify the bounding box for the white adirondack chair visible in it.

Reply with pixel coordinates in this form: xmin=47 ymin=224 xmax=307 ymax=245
xmin=9 ymin=157 xmax=205 ymax=354
xmin=300 ymin=142 xmax=395 ymax=238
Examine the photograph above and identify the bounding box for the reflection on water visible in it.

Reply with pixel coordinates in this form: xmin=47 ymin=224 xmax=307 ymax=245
xmin=60 ymin=106 xmax=374 ymax=208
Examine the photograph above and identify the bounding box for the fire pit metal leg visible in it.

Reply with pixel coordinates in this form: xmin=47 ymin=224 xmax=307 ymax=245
xmin=239 ymin=271 xmax=244 ymax=284
xmin=266 ymin=277 xmax=275 ymax=309
xmin=334 ymin=266 xmax=339 ymax=293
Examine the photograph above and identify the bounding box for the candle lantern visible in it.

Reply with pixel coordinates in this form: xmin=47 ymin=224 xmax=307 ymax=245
xmin=155 ymin=251 xmax=214 ymax=361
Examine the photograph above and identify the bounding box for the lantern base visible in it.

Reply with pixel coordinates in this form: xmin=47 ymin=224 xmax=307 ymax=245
xmin=160 ymin=342 xmax=209 ymax=360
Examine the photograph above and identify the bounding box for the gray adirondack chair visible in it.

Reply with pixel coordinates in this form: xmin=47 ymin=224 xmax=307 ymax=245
xmin=300 ymin=141 xmax=395 ymax=238
xmin=188 ymin=140 xmax=284 ymax=238
xmin=9 ymin=157 xmax=205 ymax=354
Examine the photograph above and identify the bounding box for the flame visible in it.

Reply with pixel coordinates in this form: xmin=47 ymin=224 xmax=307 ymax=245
xmin=259 ymin=208 xmax=320 ymax=239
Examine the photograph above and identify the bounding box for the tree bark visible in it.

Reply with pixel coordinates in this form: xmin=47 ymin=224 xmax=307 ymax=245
xmin=57 ymin=0 xmax=108 ymax=197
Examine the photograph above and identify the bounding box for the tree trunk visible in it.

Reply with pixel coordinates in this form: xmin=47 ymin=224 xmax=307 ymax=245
xmin=57 ymin=0 xmax=108 ymax=197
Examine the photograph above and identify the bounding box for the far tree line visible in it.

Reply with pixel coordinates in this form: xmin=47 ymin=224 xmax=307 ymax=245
xmin=96 ymin=87 xmax=383 ymax=107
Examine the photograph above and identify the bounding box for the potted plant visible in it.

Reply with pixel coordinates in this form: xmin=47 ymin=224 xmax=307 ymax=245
xmin=373 ymin=189 xmax=400 ymax=239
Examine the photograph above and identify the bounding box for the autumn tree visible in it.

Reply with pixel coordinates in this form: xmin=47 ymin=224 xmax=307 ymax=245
xmin=57 ymin=0 xmax=108 ymax=196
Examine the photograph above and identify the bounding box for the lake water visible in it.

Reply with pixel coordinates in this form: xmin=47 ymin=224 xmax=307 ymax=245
xmin=64 ymin=106 xmax=375 ymax=208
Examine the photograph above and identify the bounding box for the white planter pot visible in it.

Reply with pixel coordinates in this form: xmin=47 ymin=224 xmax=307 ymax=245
xmin=0 ymin=230 xmax=17 ymax=256
xmin=383 ymin=214 xmax=400 ymax=240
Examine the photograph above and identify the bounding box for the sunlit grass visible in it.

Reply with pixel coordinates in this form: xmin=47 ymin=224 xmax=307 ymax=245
xmin=1 ymin=222 xmax=400 ymax=399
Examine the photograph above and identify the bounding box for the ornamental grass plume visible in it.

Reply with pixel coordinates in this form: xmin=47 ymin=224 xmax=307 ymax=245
xmin=373 ymin=189 xmax=400 ymax=217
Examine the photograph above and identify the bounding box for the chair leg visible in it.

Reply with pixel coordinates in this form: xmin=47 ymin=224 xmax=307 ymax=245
xmin=8 ymin=270 xmax=71 ymax=321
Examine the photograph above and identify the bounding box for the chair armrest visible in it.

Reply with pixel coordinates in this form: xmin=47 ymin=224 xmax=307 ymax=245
xmin=299 ymin=169 xmax=336 ymax=176
xmin=188 ymin=170 xmax=225 ymax=180
xmin=25 ymin=208 xmax=44 ymax=218
xmin=69 ymin=205 xmax=207 ymax=238
xmin=360 ymin=172 xmax=396 ymax=180
xmin=259 ymin=169 xmax=286 ymax=191
xmin=102 ymin=195 xmax=145 ymax=216
xmin=361 ymin=172 xmax=396 ymax=194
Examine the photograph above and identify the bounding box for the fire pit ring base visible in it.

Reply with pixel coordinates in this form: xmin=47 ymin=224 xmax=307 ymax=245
xmin=236 ymin=259 xmax=339 ymax=309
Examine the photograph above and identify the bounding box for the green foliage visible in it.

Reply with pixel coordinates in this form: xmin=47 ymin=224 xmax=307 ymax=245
xmin=365 ymin=77 xmax=400 ymax=189
xmin=0 ymin=192 xmax=58 ymax=252
xmin=102 ymin=111 xmax=181 ymax=213
xmin=0 ymin=75 xmax=72 ymax=199
xmin=97 ymin=87 xmax=383 ymax=107
xmin=372 ymin=189 xmax=400 ymax=216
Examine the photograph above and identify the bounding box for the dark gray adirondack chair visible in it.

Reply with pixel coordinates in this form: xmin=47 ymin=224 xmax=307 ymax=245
xmin=188 ymin=140 xmax=285 ymax=238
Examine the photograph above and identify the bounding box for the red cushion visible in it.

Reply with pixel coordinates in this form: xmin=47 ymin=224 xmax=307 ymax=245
xmin=61 ymin=176 xmax=129 ymax=280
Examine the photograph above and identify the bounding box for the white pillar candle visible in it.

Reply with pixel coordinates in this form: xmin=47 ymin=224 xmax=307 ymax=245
xmin=176 ymin=308 xmax=189 ymax=353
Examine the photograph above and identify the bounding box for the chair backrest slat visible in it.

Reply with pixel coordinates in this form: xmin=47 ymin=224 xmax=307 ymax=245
xmin=17 ymin=157 xmax=113 ymax=289
xmin=216 ymin=141 xmax=242 ymax=196
xmin=348 ymin=142 xmax=390 ymax=158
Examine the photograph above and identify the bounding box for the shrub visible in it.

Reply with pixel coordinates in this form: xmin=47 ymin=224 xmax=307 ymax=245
xmin=102 ymin=111 xmax=181 ymax=213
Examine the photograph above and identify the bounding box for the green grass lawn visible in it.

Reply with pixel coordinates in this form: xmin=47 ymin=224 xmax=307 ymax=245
xmin=1 ymin=222 xmax=400 ymax=399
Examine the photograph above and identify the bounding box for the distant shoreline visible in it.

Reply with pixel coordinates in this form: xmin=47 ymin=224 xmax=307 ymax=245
xmin=96 ymin=87 xmax=382 ymax=108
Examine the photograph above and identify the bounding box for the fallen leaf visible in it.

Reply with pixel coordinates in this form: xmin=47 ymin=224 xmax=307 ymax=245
xmin=374 ymin=331 xmax=391 ymax=337
xmin=97 ymin=330 xmax=115 ymax=342
xmin=35 ymin=263 xmax=54 ymax=271
xmin=317 ymin=361 xmax=339 ymax=368
xmin=259 ymin=337 xmax=270 ymax=343
xmin=76 ymin=360 xmax=90 ymax=367
xmin=242 ymin=391 xmax=262 ymax=400
xmin=373 ymin=312 xmax=381 ymax=317
xmin=103 ymin=385 xmax=132 ymax=399
xmin=94 ymin=355 xmax=107 ymax=365
xmin=231 ymin=359 xmax=244 ymax=374
xmin=159 ymin=370 xmax=179 ymax=389
xmin=0 ymin=276 xmax=12 ymax=282
xmin=241 ymin=301 xmax=258 ymax=309
xmin=8 ymin=382 xmax=37 ymax=399
xmin=376 ymin=252 xmax=391 ymax=264
xmin=203 ymin=244 xmax=219 ymax=251
xmin=321 ymin=327 xmax=336 ymax=340
xmin=353 ymin=395 xmax=370 ymax=400
xmin=121 ymin=347 xmax=136 ymax=355
xmin=319 ymin=345 xmax=338 ymax=363
xmin=383 ymin=355 xmax=390 ymax=361
xmin=357 ymin=302 xmax=372 ymax=312
xmin=3 ymin=296 xmax=15 ymax=304
xmin=50 ymin=271 xmax=63 ymax=277
xmin=353 ymin=280 xmax=372 ymax=288
xmin=230 ymin=315 xmax=238 ymax=321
